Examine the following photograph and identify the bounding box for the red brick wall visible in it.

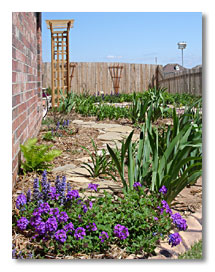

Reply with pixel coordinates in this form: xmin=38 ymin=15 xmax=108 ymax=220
xmin=12 ymin=12 xmax=43 ymax=187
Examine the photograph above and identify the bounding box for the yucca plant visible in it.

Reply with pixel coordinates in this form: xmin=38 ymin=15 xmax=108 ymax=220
xmin=81 ymin=139 xmax=116 ymax=179
xmin=20 ymin=138 xmax=62 ymax=173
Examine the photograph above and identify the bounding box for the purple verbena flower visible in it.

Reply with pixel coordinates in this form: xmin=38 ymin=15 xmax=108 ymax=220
xmin=159 ymin=185 xmax=168 ymax=195
xmin=99 ymin=231 xmax=109 ymax=243
xmin=39 ymin=202 xmax=50 ymax=214
xmin=49 ymin=207 xmax=60 ymax=217
xmin=16 ymin=194 xmax=27 ymax=210
xmin=35 ymin=221 xmax=46 ymax=235
xmin=86 ymin=222 xmax=97 ymax=232
xmin=63 ymin=222 xmax=74 ymax=234
xmin=133 ymin=182 xmax=142 ymax=190
xmin=57 ymin=211 xmax=69 ymax=223
xmin=17 ymin=217 xmax=29 ymax=231
xmin=154 ymin=217 xmax=158 ymax=221
xmin=74 ymin=227 xmax=86 ymax=240
xmin=82 ymin=199 xmax=93 ymax=213
xmin=32 ymin=207 xmax=43 ymax=216
xmin=114 ymin=224 xmax=129 ymax=240
xmin=158 ymin=200 xmax=173 ymax=215
xmin=45 ymin=217 xmax=58 ymax=232
xmin=55 ymin=229 xmax=67 ymax=243
xmin=88 ymin=183 xmax=99 ymax=192
xmin=168 ymin=232 xmax=182 ymax=247
xmin=67 ymin=190 xmax=80 ymax=200
xmin=30 ymin=215 xmax=42 ymax=227
xmin=171 ymin=213 xmax=188 ymax=231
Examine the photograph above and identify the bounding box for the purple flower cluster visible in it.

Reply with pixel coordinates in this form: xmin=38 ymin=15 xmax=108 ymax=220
xmin=57 ymin=211 xmax=69 ymax=223
xmin=158 ymin=200 xmax=173 ymax=215
xmin=55 ymin=229 xmax=67 ymax=243
xmin=171 ymin=213 xmax=187 ymax=231
xmin=64 ymin=222 xmax=74 ymax=234
xmin=82 ymin=199 xmax=93 ymax=213
xmin=74 ymin=227 xmax=86 ymax=240
xmin=133 ymin=182 xmax=142 ymax=190
xmin=16 ymin=194 xmax=27 ymax=210
xmin=113 ymin=224 xmax=129 ymax=240
xmin=67 ymin=190 xmax=80 ymax=200
xmin=99 ymin=231 xmax=109 ymax=243
xmin=168 ymin=232 xmax=181 ymax=247
xmin=17 ymin=217 xmax=29 ymax=230
xmin=86 ymin=222 xmax=97 ymax=232
xmin=88 ymin=183 xmax=99 ymax=192
xmin=159 ymin=185 xmax=168 ymax=195
xmin=45 ymin=217 xmax=58 ymax=232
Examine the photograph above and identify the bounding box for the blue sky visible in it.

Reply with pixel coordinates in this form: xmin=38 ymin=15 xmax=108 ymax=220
xmin=42 ymin=12 xmax=202 ymax=68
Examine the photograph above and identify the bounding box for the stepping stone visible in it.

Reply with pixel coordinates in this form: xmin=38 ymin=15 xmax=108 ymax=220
xmin=52 ymin=164 xmax=76 ymax=173
xmin=93 ymin=123 xmax=122 ymax=129
xmin=179 ymin=230 xmax=202 ymax=249
xmin=72 ymin=120 xmax=84 ymax=124
xmin=98 ymin=132 xmax=124 ymax=141
xmin=66 ymin=176 xmax=91 ymax=184
xmin=104 ymin=126 xmax=133 ymax=133
xmin=67 ymin=167 xmax=90 ymax=177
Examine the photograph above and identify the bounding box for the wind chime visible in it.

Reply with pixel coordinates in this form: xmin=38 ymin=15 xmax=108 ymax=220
xmin=108 ymin=64 xmax=124 ymax=95
xmin=46 ymin=19 xmax=74 ymax=107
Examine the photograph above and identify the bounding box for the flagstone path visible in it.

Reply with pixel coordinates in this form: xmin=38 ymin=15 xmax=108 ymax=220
xmin=52 ymin=119 xmax=202 ymax=259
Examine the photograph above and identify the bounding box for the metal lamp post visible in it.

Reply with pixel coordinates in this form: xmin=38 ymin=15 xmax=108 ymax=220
xmin=177 ymin=41 xmax=187 ymax=67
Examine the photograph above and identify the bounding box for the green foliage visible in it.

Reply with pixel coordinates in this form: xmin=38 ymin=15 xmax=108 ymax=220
xmin=20 ymin=138 xmax=62 ymax=173
xmin=42 ymin=132 xmax=55 ymax=141
xmin=58 ymin=90 xmax=76 ymax=113
xmin=81 ymin=139 xmax=116 ymax=179
xmin=14 ymin=184 xmax=174 ymax=258
xmin=107 ymin=104 xmax=202 ymax=203
xmin=178 ymin=240 xmax=202 ymax=259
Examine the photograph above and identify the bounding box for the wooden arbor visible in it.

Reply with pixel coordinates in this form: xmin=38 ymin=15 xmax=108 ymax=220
xmin=46 ymin=20 xmax=74 ymax=107
xmin=108 ymin=64 xmax=124 ymax=95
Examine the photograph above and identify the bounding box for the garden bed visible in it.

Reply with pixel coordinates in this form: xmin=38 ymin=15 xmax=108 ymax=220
xmin=12 ymin=90 xmax=202 ymax=259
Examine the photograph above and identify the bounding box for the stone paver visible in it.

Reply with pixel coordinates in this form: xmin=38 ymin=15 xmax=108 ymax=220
xmin=52 ymin=164 xmax=76 ymax=173
xmin=98 ymin=132 xmax=125 ymax=141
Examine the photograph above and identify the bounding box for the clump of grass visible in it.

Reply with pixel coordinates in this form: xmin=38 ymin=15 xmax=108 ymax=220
xmin=178 ymin=240 xmax=202 ymax=259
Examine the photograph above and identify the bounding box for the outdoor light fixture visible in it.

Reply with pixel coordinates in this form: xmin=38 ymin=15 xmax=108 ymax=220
xmin=177 ymin=41 xmax=187 ymax=67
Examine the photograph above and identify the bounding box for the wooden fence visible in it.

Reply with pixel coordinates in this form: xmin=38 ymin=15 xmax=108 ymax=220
xmin=157 ymin=67 xmax=202 ymax=96
xmin=42 ymin=62 xmax=161 ymax=95
xmin=42 ymin=62 xmax=202 ymax=96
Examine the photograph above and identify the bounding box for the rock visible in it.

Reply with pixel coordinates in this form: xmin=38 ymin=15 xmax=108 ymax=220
xmin=179 ymin=231 xmax=202 ymax=249
xmin=66 ymin=176 xmax=91 ymax=184
xmin=67 ymin=167 xmax=90 ymax=177
xmin=98 ymin=132 xmax=124 ymax=141
xmin=104 ymin=126 xmax=133 ymax=133
xmin=52 ymin=164 xmax=76 ymax=173
xmin=72 ymin=120 xmax=84 ymax=124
